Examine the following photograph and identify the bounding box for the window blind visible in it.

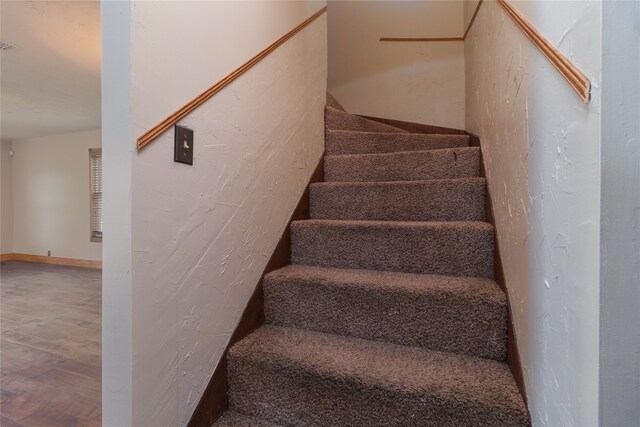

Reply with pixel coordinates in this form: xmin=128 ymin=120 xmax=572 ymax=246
xmin=89 ymin=148 xmax=102 ymax=242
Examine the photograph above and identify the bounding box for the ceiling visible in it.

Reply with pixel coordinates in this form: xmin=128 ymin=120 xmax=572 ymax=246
xmin=1 ymin=0 xmax=101 ymax=141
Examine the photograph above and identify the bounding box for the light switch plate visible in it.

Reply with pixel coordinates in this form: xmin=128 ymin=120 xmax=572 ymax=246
xmin=174 ymin=124 xmax=194 ymax=165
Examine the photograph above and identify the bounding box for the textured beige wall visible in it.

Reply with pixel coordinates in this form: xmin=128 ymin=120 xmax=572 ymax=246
xmin=465 ymin=1 xmax=601 ymax=426
xmin=9 ymin=130 xmax=102 ymax=261
xmin=102 ymin=2 xmax=327 ymax=426
xmin=328 ymin=0 xmax=465 ymax=128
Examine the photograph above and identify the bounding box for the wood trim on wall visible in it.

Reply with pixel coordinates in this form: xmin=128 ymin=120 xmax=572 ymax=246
xmin=186 ymin=157 xmax=324 ymax=427
xmin=380 ymin=0 xmax=590 ymax=102
xmin=496 ymin=0 xmax=590 ymax=102
xmin=463 ymin=0 xmax=484 ymax=40
xmin=0 ymin=253 xmax=102 ymax=269
xmin=380 ymin=37 xmax=463 ymax=42
xmin=136 ymin=7 xmax=327 ymax=150
xmin=0 ymin=253 xmax=15 ymax=262
xmin=379 ymin=0 xmax=482 ymax=43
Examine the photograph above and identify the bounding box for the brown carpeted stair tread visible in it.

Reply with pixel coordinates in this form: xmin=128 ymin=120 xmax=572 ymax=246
xmin=310 ymin=178 xmax=486 ymax=222
xmin=325 ymin=106 xmax=409 ymax=133
xmin=326 ymin=129 xmax=470 ymax=155
xmin=227 ymin=325 xmax=529 ymax=426
xmin=264 ymin=264 xmax=507 ymax=360
xmin=358 ymin=114 xmax=469 ymax=135
xmin=213 ymin=410 xmax=282 ymax=427
xmin=291 ymin=219 xmax=494 ymax=278
xmin=324 ymin=147 xmax=481 ymax=182
xmin=214 ymin=100 xmax=529 ymax=425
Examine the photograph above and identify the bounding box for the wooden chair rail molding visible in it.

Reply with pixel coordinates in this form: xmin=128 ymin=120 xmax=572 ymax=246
xmin=380 ymin=0 xmax=590 ymax=102
xmin=379 ymin=37 xmax=464 ymax=42
xmin=496 ymin=0 xmax=590 ymax=102
xmin=136 ymin=6 xmax=327 ymax=150
xmin=379 ymin=0 xmax=483 ymax=43
xmin=0 ymin=253 xmax=102 ymax=269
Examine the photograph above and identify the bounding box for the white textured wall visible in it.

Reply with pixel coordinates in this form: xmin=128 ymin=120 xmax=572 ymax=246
xmin=102 ymin=1 xmax=133 ymax=425
xmin=9 ymin=130 xmax=102 ymax=261
xmin=131 ymin=1 xmax=326 ymax=136
xmin=599 ymin=2 xmax=640 ymax=425
xmin=1 ymin=140 xmax=13 ymax=253
xmin=102 ymin=2 xmax=327 ymax=426
xmin=465 ymin=1 xmax=601 ymax=426
xmin=328 ymin=0 xmax=465 ymax=128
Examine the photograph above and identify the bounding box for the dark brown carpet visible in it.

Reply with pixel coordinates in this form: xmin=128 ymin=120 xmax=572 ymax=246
xmin=310 ymin=178 xmax=487 ymax=222
xmin=213 ymin=93 xmax=528 ymax=426
xmin=264 ymin=265 xmax=507 ymax=360
xmin=326 ymin=130 xmax=470 ymax=155
xmin=325 ymin=92 xmax=345 ymax=111
xmin=291 ymin=219 xmax=494 ymax=278
xmin=324 ymin=147 xmax=481 ymax=182
xmin=214 ymin=410 xmax=282 ymax=427
xmin=227 ymin=326 xmax=528 ymax=426
xmin=325 ymin=106 xmax=408 ymax=134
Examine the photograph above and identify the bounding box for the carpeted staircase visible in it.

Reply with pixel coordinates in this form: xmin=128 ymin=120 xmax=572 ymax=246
xmin=213 ymin=95 xmax=529 ymax=426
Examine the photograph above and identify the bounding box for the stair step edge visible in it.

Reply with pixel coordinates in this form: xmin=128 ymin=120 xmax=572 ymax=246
xmin=228 ymin=325 xmax=527 ymax=417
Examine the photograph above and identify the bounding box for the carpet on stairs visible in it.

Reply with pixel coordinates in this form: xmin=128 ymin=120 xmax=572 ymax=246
xmin=212 ymin=94 xmax=529 ymax=426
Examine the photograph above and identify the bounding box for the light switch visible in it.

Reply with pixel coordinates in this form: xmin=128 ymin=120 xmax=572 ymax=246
xmin=174 ymin=124 xmax=194 ymax=165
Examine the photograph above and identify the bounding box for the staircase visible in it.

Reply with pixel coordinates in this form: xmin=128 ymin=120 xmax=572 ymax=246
xmin=213 ymin=96 xmax=529 ymax=426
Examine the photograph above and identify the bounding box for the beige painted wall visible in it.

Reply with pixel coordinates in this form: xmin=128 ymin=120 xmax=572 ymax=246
xmin=1 ymin=140 xmax=13 ymax=253
xmin=463 ymin=0 xmax=481 ymax=31
xmin=465 ymin=1 xmax=601 ymax=426
xmin=102 ymin=2 xmax=327 ymax=426
xmin=9 ymin=130 xmax=102 ymax=261
xmin=328 ymin=0 xmax=465 ymax=128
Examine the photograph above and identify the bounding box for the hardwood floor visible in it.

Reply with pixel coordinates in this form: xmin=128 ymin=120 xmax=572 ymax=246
xmin=1 ymin=261 xmax=101 ymax=426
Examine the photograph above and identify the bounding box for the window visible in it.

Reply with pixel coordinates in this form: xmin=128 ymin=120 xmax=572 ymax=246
xmin=89 ymin=148 xmax=102 ymax=242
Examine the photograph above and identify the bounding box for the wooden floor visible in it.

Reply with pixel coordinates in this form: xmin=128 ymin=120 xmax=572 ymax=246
xmin=1 ymin=261 xmax=101 ymax=427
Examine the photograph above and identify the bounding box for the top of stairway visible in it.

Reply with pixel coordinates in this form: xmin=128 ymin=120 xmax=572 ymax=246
xmin=325 ymin=129 xmax=470 ymax=155
xmin=325 ymin=93 xmax=470 ymax=136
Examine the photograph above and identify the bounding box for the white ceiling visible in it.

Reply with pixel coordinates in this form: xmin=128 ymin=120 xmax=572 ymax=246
xmin=1 ymin=0 xmax=101 ymax=141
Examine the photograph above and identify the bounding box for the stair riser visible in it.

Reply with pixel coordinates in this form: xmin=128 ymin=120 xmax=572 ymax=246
xmin=325 ymin=149 xmax=481 ymax=182
xmin=326 ymin=131 xmax=469 ymax=155
xmin=214 ymin=411 xmax=280 ymax=427
xmin=310 ymin=181 xmax=486 ymax=222
xmin=264 ymin=277 xmax=507 ymax=360
xmin=291 ymin=222 xmax=494 ymax=278
xmin=325 ymin=107 xmax=408 ymax=134
xmin=228 ymin=356 xmax=526 ymax=426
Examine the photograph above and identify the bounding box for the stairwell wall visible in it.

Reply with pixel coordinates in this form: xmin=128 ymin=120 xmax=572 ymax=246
xmin=464 ymin=1 xmax=601 ymax=426
xmin=599 ymin=2 xmax=640 ymax=424
xmin=102 ymin=1 xmax=327 ymax=426
xmin=327 ymin=1 xmax=465 ymax=129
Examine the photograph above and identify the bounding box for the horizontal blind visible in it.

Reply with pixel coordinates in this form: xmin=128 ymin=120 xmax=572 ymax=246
xmin=89 ymin=148 xmax=102 ymax=241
